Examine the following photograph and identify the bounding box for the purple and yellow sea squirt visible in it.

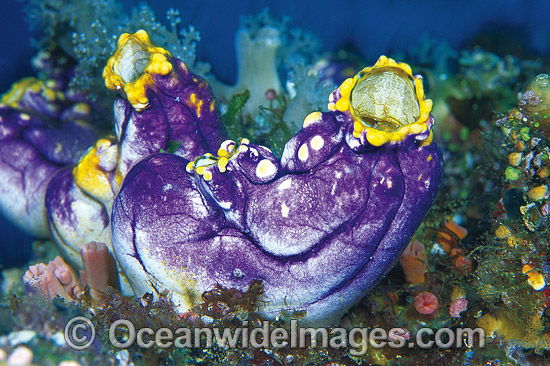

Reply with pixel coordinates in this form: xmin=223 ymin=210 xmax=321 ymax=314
xmin=109 ymin=39 xmax=443 ymax=325
xmin=0 ymin=52 xmax=100 ymax=238
xmin=44 ymin=30 xmax=224 ymax=282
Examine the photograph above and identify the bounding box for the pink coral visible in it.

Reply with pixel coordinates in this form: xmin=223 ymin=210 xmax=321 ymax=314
xmin=449 ymin=297 xmax=468 ymax=318
xmin=80 ymin=241 xmax=118 ymax=300
xmin=22 ymin=256 xmax=82 ymax=302
xmin=414 ymin=292 xmax=439 ymax=315
xmin=22 ymin=241 xmax=117 ymax=303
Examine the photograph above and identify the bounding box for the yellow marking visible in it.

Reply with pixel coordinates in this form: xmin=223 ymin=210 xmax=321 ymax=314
xmin=330 ymin=55 xmax=433 ymax=146
xmin=42 ymin=88 xmax=56 ymax=102
xmin=310 ymin=135 xmax=325 ymax=151
xmin=54 ymin=142 xmax=63 ymax=154
xmin=186 ymin=162 xmax=194 ymax=173
xmin=302 ymin=111 xmax=322 ymax=128
xmin=74 ymin=102 xmax=91 ymax=114
xmin=203 ymin=171 xmax=212 ymax=181
xmin=418 ymin=174 xmax=422 ymax=181
xmin=334 ymin=98 xmax=349 ymax=112
xmin=103 ymin=30 xmax=173 ymax=112
xmin=419 ymin=130 xmax=434 ymax=147
xmin=217 ymin=157 xmax=229 ymax=173
xmin=281 ymin=203 xmax=289 ymax=218
xmin=256 ymin=159 xmax=277 ymax=179
xmin=73 ymin=139 xmax=116 ymax=203
xmin=188 ymin=93 xmax=204 ymax=118
xmin=20 ymin=113 xmax=30 ymax=121
xmin=115 ymin=169 xmax=123 ymax=187
xmin=1 ymin=77 xmax=59 ymax=108
xmin=298 ymin=144 xmax=309 ymax=162
xmin=210 ymin=100 xmax=215 ymax=112
xmin=217 ymin=140 xmax=236 ymax=157
xmin=427 ymin=154 xmax=432 ymax=162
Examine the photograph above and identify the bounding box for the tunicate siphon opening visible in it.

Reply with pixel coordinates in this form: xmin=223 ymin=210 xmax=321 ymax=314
xmin=350 ymin=69 xmax=420 ymax=131
xmin=115 ymin=39 xmax=151 ymax=84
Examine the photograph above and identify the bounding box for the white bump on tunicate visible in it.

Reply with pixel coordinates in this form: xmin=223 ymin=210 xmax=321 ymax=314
xmin=256 ymin=159 xmax=277 ymax=179
xmin=302 ymin=111 xmax=322 ymax=128
xmin=233 ymin=268 xmax=244 ymax=278
xmin=163 ymin=183 xmax=173 ymax=192
xmin=298 ymin=144 xmax=309 ymax=162
xmin=335 ymin=171 xmax=342 ymax=179
xmin=281 ymin=203 xmax=289 ymax=217
xmin=97 ymin=143 xmax=118 ymax=172
xmin=278 ymin=178 xmax=292 ymax=191
xmin=310 ymin=135 xmax=324 ymax=151
xmin=219 ymin=201 xmax=232 ymax=209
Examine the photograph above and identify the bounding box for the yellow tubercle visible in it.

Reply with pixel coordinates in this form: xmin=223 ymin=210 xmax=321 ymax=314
xmin=333 ymin=56 xmax=433 ymax=146
xmin=217 ymin=157 xmax=229 ymax=173
xmin=103 ymin=30 xmax=173 ymax=112
xmin=73 ymin=139 xmax=117 ymax=204
xmin=195 ymin=166 xmax=206 ymax=175
xmin=73 ymin=102 xmax=91 ymax=115
xmin=189 ymin=138 xmax=274 ymax=181
xmin=334 ymin=98 xmax=349 ymax=112
xmin=1 ymin=77 xmax=61 ymax=109
xmin=302 ymin=111 xmax=322 ymax=128
xmin=419 ymin=130 xmax=434 ymax=147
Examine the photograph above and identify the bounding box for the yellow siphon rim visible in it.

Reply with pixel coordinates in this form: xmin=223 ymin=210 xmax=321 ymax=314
xmin=103 ymin=30 xmax=173 ymax=112
xmin=328 ymin=56 xmax=433 ymax=147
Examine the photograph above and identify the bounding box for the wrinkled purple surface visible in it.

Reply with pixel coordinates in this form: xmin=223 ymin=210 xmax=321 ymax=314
xmin=0 ymin=103 xmax=99 ymax=237
xmin=45 ymin=54 xmax=227 ymax=276
xmin=45 ymin=168 xmax=111 ymax=265
xmin=113 ymin=58 xmax=225 ymax=179
xmin=112 ymin=104 xmax=442 ymax=324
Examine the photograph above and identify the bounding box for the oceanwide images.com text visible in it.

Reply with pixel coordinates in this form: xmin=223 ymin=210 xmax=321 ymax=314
xmin=65 ymin=317 xmax=485 ymax=356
